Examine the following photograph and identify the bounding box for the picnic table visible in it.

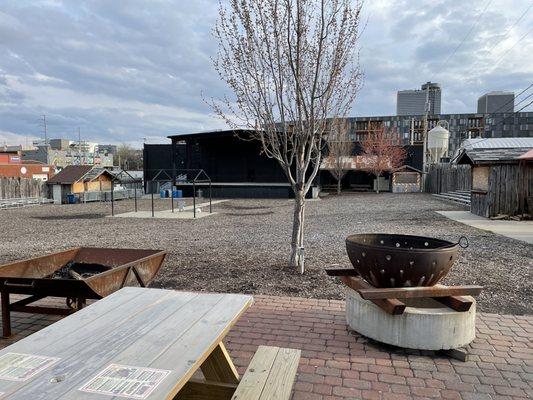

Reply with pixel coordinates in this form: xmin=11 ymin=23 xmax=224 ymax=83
xmin=0 ymin=287 xmax=255 ymax=399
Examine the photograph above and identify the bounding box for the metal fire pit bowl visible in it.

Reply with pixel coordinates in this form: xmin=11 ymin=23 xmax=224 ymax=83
xmin=346 ymin=233 xmax=464 ymax=288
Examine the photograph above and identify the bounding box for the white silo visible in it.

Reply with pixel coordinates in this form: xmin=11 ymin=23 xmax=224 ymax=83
xmin=427 ymin=121 xmax=450 ymax=164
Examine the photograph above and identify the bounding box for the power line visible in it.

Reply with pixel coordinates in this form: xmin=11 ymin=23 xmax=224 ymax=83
xmin=481 ymin=83 xmax=533 ymax=115
xmin=485 ymin=1 xmax=533 ymax=53
xmin=514 ymin=90 xmax=533 ymax=109
xmin=450 ymin=85 xmax=533 ymax=159
xmin=442 ymin=0 xmax=494 ymax=67
xmin=489 ymin=25 xmax=533 ymax=70
xmin=490 ymin=98 xmax=533 ymax=130
xmin=461 ymin=2 xmax=532 ymax=82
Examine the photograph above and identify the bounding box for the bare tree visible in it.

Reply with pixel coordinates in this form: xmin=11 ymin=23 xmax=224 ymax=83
xmin=212 ymin=0 xmax=363 ymax=273
xmin=324 ymin=118 xmax=354 ymax=194
xmin=360 ymin=127 xmax=407 ymax=193
xmin=116 ymin=143 xmax=142 ymax=170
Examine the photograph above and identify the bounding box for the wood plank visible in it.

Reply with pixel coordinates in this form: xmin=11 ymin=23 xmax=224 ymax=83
xmin=340 ymin=276 xmax=405 ymax=315
xmin=174 ymin=379 xmax=237 ymax=400
xmin=357 ymin=285 xmax=483 ymax=300
xmin=325 ymin=267 xmax=359 ymax=276
xmin=433 ymin=296 xmax=473 ymax=312
xmin=1 ymin=289 xmax=198 ymax=399
xmin=52 ymin=292 xmax=252 ymax=400
xmin=200 ymin=342 xmax=240 ymax=384
xmin=258 ymin=347 xmax=301 ymax=400
xmin=230 ymin=346 xmax=279 ymax=400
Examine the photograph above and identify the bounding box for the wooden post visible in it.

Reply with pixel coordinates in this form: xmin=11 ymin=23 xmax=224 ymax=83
xmin=1 ymin=292 xmax=11 ymax=337
xmin=200 ymin=343 xmax=240 ymax=384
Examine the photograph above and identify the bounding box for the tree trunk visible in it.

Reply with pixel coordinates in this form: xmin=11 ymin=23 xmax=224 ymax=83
xmin=375 ymin=173 xmax=380 ymax=194
xmin=289 ymin=190 xmax=306 ymax=274
xmin=337 ymin=178 xmax=341 ymax=195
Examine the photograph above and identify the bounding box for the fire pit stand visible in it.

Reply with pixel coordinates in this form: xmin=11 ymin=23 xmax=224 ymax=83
xmin=326 ymin=267 xmax=483 ymax=357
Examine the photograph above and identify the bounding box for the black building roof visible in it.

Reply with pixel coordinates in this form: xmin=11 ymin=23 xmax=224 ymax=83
xmin=168 ymin=129 xmax=255 ymax=141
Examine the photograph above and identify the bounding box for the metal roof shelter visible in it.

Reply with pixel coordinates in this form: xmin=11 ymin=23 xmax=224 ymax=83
xmin=460 ymin=137 xmax=533 ymax=149
xmin=456 ymin=147 xmax=533 ymax=165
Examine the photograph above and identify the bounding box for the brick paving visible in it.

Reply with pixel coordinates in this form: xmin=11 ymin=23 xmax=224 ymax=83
xmin=0 ymin=294 xmax=531 ymax=399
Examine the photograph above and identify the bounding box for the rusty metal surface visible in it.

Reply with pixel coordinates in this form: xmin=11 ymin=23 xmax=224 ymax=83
xmin=346 ymin=233 xmax=459 ymax=288
xmin=0 ymin=248 xmax=166 ymax=299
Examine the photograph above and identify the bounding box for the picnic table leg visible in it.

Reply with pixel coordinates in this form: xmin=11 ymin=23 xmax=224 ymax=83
xmin=1 ymin=292 xmax=11 ymax=337
xmin=200 ymin=342 xmax=240 ymax=384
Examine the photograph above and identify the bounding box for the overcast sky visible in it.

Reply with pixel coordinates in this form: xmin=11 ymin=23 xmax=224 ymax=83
xmin=0 ymin=0 xmax=532 ymax=147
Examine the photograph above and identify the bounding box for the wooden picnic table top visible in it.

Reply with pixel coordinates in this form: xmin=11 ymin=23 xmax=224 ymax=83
xmin=0 ymin=287 xmax=253 ymax=399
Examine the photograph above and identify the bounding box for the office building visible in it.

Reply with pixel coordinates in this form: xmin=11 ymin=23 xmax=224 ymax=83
xmin=477 ymin=91 xmax=514 ymax=114
xmin=397 ymin=82 xmax=442 ymax=116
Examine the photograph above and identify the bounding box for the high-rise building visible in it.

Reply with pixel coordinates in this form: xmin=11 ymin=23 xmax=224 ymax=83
xmin=477 ymin=91 xmax=514 ymax=114
xmin=397 ymin=82 xmax=442 ymax=116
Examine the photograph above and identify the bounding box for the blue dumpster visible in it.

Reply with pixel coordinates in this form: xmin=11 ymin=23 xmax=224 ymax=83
xmin=160 ymin=189 xmax=167 ymax=198
xmin=67 ymin=194 xmax=78 ymax=204
xmin=172 ymin=189 xmax=183 ymax=198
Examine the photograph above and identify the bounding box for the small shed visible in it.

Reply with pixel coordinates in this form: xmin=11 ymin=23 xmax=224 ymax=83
xmin=391 ymin=165 xmax=422 ymax=193
xmin=456 ymin=146 xmax=533 ymax=218
xmin=47 ymin=165 xmax=114 ymax=204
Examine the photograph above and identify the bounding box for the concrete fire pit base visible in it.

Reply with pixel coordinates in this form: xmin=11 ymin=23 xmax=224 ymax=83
xmin=346 ymin=288 xmax=476 ymax=350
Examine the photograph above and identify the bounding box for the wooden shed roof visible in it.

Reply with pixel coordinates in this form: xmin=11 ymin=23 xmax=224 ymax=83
xmin=456 ymin=147 xmax=533 ymax=165
xmin=48 ymin=165 xmax=114 ymax=184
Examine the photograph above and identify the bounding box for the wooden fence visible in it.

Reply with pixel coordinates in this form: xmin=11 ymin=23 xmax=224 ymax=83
xmin=472 ymin=163 xmax=532 ymax=217
xmin=425 ymin=164 xmax=471 ymax=194
xmin=0 ymin=178 xmax=49 ymax=199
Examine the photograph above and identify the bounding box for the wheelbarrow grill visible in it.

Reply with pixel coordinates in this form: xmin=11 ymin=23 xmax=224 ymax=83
xmin=0 ymin=247 xmax=166 ymax=336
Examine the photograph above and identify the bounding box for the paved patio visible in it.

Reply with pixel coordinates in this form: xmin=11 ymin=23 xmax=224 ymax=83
xmin=437 ymin=211 xmax=533 ymax=245
xmin=1 ymin=294 xmax=531 ymax=399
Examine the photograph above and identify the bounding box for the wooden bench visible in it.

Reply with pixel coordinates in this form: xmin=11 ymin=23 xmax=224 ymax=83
xmin=232 ymin=346 xmax=300 ymax=400
xmin=178 ymin=345 xmax=300 ymax=400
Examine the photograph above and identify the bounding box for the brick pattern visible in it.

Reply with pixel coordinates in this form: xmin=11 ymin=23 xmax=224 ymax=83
xmin=225 ymin=296 xmax=532 ymax=400
xmin=0 ymin=294 xmax=531 ymax=400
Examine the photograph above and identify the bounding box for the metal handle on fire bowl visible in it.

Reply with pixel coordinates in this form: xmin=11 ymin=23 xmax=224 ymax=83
xmin=458 ymin=236 xmax=469 ymax=249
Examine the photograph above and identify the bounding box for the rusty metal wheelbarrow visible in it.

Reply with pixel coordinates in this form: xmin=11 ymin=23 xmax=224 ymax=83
xmin=0 ymin=247 xmax=166 ymax=336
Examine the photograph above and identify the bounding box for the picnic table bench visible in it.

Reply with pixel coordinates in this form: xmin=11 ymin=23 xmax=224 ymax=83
xmin=0 ymin=287 xmax=300 ymax=399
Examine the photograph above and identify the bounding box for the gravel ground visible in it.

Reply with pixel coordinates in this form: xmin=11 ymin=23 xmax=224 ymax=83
xmin=0 ymin=193 xmax=531 ymax=315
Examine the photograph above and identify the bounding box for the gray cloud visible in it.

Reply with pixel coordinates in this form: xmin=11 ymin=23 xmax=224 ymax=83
xmin=0 ymin=0 xmax=532 ymax=146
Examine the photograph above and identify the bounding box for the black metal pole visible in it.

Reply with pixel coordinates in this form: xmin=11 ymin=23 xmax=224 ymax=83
xmin=193 ymin=181 xmax=196 ymax=218
xmin=111 ymin=182 xmax=114 ymax=216
xmin=134 ymin=182 xmax=138 ymax=212
xmin=151 ymin=183 xmax=154 ymax=217
xmin=171 ymin=181 xmax=174 ymax=213
xmin=209 ymin=181 xmax=212 ymax=213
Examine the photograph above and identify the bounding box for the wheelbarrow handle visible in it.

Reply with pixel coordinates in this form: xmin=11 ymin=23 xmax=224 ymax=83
xmin=3 ymin=281 xmax=35 ymax=289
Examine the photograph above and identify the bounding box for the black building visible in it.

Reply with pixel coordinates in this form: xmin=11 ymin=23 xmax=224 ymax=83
xmin=143 ymin=144 xmax=174 ymax=192
xmin=167 ymin=130 xmax=297 ymax=198
xmin=141 ymin=129 xmax=425 ymax=198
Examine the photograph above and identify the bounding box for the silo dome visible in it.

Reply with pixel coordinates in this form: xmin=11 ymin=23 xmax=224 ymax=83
xmin=427 ymin=124 xmax=450 ymax=164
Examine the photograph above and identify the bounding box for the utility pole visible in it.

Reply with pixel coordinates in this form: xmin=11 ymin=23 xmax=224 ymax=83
xmin=41 ymin=115 xmax=48 ymax=146
xmin=421 ymin=86 xmax=430 ymax=192
xmin=78 ymin=127 xmax=82 ymax=165
xmin=40 ymin=114 xmax=49 ymax=164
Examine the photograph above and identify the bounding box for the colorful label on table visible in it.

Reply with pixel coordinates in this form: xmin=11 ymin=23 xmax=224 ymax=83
xmin=0 ymin=353 xmax=59 ymax=381
xmin=79 ymin=364 xmax=170 ymax=399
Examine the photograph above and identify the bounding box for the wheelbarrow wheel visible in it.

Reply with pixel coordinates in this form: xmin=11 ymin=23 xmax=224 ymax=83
xmin=66 ymin=297 xmax=77 ymax=309
xmin=66 ymin=297 xmax=85 ymax=310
